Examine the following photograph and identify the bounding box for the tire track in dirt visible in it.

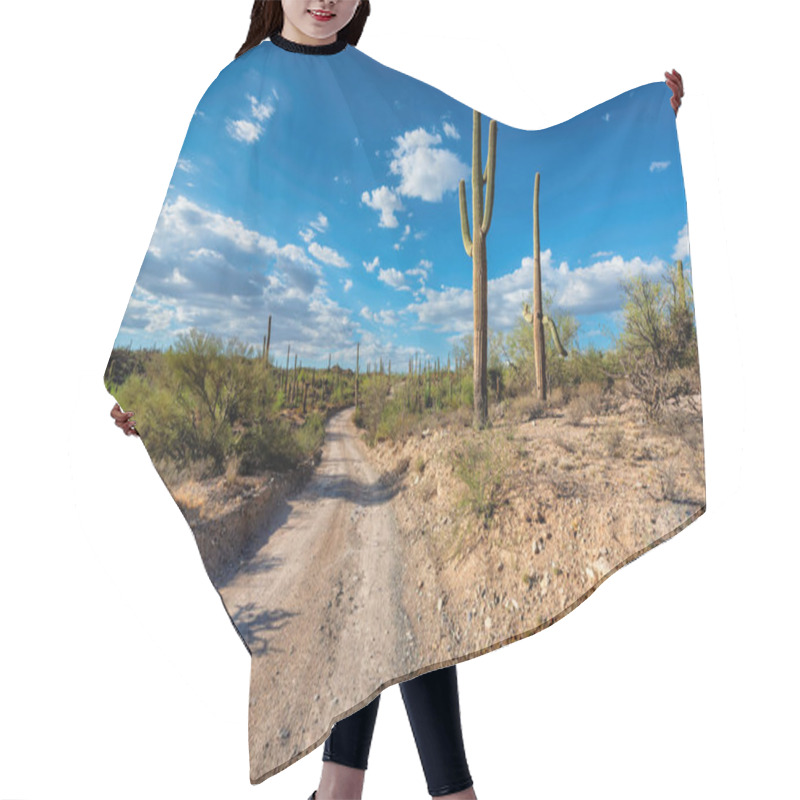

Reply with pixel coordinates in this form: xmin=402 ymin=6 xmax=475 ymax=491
xmin=217 ymin=406 xmax=420 ymax=784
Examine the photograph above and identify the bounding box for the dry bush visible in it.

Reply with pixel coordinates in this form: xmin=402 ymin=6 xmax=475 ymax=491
xmin=564 ymin=382 xmax=604 ymax=426
xmin=565 ymin=396 xmax=591 ymax=426
xmin=553 ymin=434 xmax=576 ymax=454
xmin=689 ymin=450 xmax=706 ymax=490
xmin=600 ymin=388 xmax=625 ymax=415
xmin=601 ymin=425 xmax=625 ymax=458
xmin=225 ymin=453 xmax=243 ymax=483
xmin=657 ymin=407 xmax=704 ymax=453
xmin=446 ymin=405 xmax=473 ymax=429
xmin=652 ymin=460 xmax=680 ymax=502
xmin=509 ymin=394 xmax=547 ymax=423
xmin=489 ymin=399 xmax=509 ymax=424
xmin=634 ymin=442 xmax=656 ymax=461
xmin=577 ymin=382 xmax=604 ymax=415
xmin=450 ymin=434 xmax=512 ymax=527
xmin=155 ymin=454 xmax=218 ymax=487
xmin=550 ymin=385 xmax=572 ymax=407
xmin=546 ymin=468 xmax=581 ymax=499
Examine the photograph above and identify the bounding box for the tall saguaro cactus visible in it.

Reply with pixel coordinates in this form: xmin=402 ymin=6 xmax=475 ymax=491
xmin=676 ymin=259 xmax=686 ymax=308
xmin=262 ymin=313 xmax=272 ymax=369
xmin=355 ymin=341 xmax=360 ymax=412
xmin=459 ymin=109 xmax=497 ymax=430
xmin=522 ymin=172 xmax=567 ymax=400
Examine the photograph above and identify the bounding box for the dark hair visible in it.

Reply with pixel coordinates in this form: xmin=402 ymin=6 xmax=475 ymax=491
xmin=236 ymin=1 xmax=371 ymax=59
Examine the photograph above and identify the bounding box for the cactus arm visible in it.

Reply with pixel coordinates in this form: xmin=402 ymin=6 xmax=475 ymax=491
xmin=459 ymin=179 xmax=473 ymax=257
xmin=481 ymin=120 xmax=497 ymax=236
xmin=542 ymin=314 xmax=568 ymax=357
xmin=522 ymin=302 xmax=534 ymax=324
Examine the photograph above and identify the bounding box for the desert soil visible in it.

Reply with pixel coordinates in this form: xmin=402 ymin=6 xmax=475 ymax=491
xmin=180 ymin=392 xmax=706 ymax=784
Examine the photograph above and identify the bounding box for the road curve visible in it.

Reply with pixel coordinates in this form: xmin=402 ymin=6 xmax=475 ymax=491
xmin=217 ymin=406 xmax=419 ymax=783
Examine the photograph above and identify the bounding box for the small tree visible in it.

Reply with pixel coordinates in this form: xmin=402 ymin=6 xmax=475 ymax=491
xmin=615 ymin=264 xmax=698 ymax=420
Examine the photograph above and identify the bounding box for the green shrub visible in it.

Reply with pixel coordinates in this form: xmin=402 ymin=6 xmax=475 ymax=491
xmin=450 ymin=440 xmax=504 ymax=526
xmin=296 ymin=411 xmax=325 ymax=456
xmin=235 ymin=417 xmax=297 ymax=474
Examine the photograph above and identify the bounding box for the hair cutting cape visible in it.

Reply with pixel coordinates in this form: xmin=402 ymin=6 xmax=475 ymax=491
xmin=104 ymin=32 xmax=706 ymax=785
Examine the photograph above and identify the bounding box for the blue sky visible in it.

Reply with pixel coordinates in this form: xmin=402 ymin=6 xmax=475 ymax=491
xmin=113 ymin=40 xmax=691 ymax=372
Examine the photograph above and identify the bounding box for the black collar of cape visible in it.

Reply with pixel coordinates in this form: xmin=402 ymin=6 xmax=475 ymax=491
xmin=270 ymin=31 xmax=348 ymax=55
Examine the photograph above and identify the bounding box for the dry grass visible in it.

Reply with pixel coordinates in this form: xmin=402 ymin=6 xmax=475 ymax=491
xmin=509 ymin=394 xmax=547 ymax=423
xmin=546 ymin=468 xmax=582 ymax=499
xmin=553 ymin=434 xmax=577 ymax=454
xmin=154 ymin=454 xmax=218 ymax=488
xmin=564 ymin=383 xmax=607 ymax=426
xmin=171 ymin=480 xmax=206 ymax=516
xmin=601 ymin=425 xmax=625 ymax=458
xmin=651 ymin=460 xmax=680 ymax=502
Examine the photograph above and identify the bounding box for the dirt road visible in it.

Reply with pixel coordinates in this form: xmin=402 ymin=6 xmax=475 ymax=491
xmin=214 ymin=393 xmax=706 ymax=785
xmin=217 ymin=406 xmax=430 ymax=784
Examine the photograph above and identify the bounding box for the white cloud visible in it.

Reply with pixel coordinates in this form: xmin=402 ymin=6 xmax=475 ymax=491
xmin=394 ymin=223 xmax=413 ymax=249
xmin=361 ymin=186 xmax=405 ymax=228
xmin=309 ymin=213 xmax=329 ymax=234
xmin=388 ymin=127 xmax=470 ymax=202
xmin=133 ymin=196 xmax=321 ymax=309
xmin=672 ymin=221 xmax=690 ymax=261
xmin=378 ymin=267 xmax=411 ymax=291
xmin=403 ymin=249 xmax=669 ymax=335
xmin=342 ymin=279 xmax=353 ymax=292
xmin=442 ymin=121 xmax=460 ymax=140
xmin=308 ymin=241 xmax=350 ymax=268
xmin=247 ymin=94 xmax=275 ymax=122
xmin=225 ymin=91 xmax=277 ymax=144
xmin=376 ymin=308 xmax=398 ymax=326
xmin=226 ymin=118 xmax=263 ymax=143
xmin=405 ymin=259 xmax=432 ymax=287
xmin=119 ymin=195 xmax=356 ymax=347
xmin=359 ymin=305 xmax=399 ymax=326
xmin=299 ymin=212 xmax=330 ymax=243
xmin=552 ymin=253 xmax=665 ymax=312
xmin=170 ymin=267 xmax=190 ymax=285
xmin=187 ymin=247 xmax=225 ymax=262
xmin=363 ymin=256 xmax=380 ymax=273
xmin=154 ymin=196 xmax=279 ymax=258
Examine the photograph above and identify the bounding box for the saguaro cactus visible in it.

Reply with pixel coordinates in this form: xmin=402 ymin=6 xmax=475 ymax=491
xmin=284 ymin=343 xmax=291 ymax=395
xmin=522 ymin=172 xmax=567 ymax=401
xmin=676 ymin=259 xmax=686 ymax=309
xmin=355 ymin=341 xmax=360 ymax=411
xmin=459 ymin=109 xmax=497 ymax=430
xmin=262 ymin=313 xmax=272 ymax=369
